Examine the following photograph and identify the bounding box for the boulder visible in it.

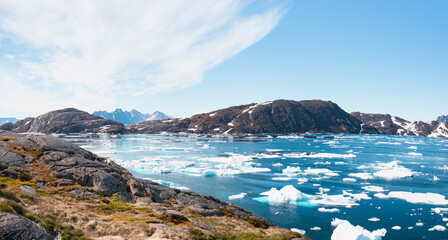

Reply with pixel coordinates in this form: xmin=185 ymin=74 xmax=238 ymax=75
xmin=0 ymin=212 xmax=52 ymax=240
xmin=0 ymin=149 xmax=26 ymax=171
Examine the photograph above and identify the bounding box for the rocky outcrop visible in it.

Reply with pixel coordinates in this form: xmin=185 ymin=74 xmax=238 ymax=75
xmin=0 ymin=212 xmax=52 ymax=240
xmin=128 ymin=100 xmax=369 ymax=135
xmin=0 ymin=108 xmax=125 ymax=134
xmin=351 ymin=112 xmax=448 ymax=138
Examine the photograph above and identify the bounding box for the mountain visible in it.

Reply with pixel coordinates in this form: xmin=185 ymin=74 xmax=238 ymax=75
xmin=437 ymin=115 xmax=448 ymax=123
xmin=0 ymin=117 xmax=19 ymax=125
xmin=351 ymin=112 xmax=448 ymax=138
xmin=145 ymin=111 xmax=171 ymax=121
xmin=0 ymin=108 xmax=125 ymax=134
xmin=127 ymin=100 xmax=375 ymax=135
xmin=93 ymin=109 xmax=171 ymax=125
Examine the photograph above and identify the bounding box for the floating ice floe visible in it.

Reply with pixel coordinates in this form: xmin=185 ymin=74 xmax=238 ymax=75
xmin=375 ymin=191 xmax=448 ymax=205
xmin=283 ymin=152 xmax=356 ymax=159
xmin=331 ymin=218 xmax=387 ymax=240
xmin=408 ymin=146 xmax=418 ymax=149
xmin=391 ymin=226 xmax=401 ymax=230
xmin=310 ymin=226 xmax=321 ymax=231
xmin=432 ymin=208 xmax=448 ymax=214
xmin=266 ymin=149 xmax=283 ymax=152
xmin=433 ymin=175 xmax=440 ymax=181
xmin=309 ymin=194 xmax=360 ymax=208
xmin=343 ymin=191 xmax=371 ymax=201
xmin=304 ymin=168 xmax=339 ymax=177
xmin=228 ymin=193 xmax=247 ymax=200
xmin=291 ymin=228 xmax=306 ymax=235
xmin=318 ymin=207 xmax=340 ymax=213
xmin=376 ymin=142 xmax=401 ymax=145
xmin=297 ymin=178 xmax=308 ymax=184
xmin=368 ymin=217 xmax=380 ymax=222
xmin=272 ymin=163 xmax=283 ymax=167
xmin=343 ymin=178 xmax=357 ymax=182
xmin=362 ymin=186 xmax=387 ymax=192
xmin=408 ymin=152 xmax=423 ymax=156
xmin=416 ymin=222 xmax=424 ymax=226
xmin=348 ymin=172 xmax=373 ymax=180
xmin=372 ymin=161 xmax=415 ymax=180
xmin=272 ymin=177 xmax=294 ymax=181
xmin=428 ymin=225 xmax=446 ymax=231
xmin=282 ymin=166 xmax=301 ymax=175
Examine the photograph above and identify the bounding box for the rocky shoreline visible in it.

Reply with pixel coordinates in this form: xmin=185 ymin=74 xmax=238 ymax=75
xmin=0 ymin=130 xmax=304 ymax=240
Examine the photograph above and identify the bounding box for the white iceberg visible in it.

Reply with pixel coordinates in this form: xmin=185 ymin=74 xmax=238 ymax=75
xmin=331 ymin=218 xmax=387 ymax=240
xmin=382 ymin=191 xmax=448 ymax=205
xmin=260 ymin=185 xmax=306 ymax=204
xmin=228 ymin=193 xmax=247 ymax=200
xmin=428 ymin=225 xmax=446 ymax=231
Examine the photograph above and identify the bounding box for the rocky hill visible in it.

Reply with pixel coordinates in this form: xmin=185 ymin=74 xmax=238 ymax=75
xmin=128 ymin=100 xmax=371 ymax=135
xmin=93 ymin=109 xmax=171 ymax=125
xmin=0 ymin=108 xmax=125 ymax=134
xmin=437 ymin=115 xmax=448 ymax=123
xmin=0 ymin=130 xmax=302 ymax=239
xmin=351 ymin=112 xmax=448 ymax=138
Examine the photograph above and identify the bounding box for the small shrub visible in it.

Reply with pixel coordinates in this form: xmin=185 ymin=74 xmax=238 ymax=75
xmin=189 ymin=229 xmax=205 ymax=239
xmin=13 ymin=168 xmax=32 ymax=181
xmin=0 ymin=190 xmax=20 ymax=202
xmin=125 ymin=217 xmax=136 ymax=221
xmin=0 ymin=200 xmax=25 ymax=215
xmin=247 ymin=218 xmax=267 ymax=229
xmin=218 ymin=208 xmax=235 ymax=217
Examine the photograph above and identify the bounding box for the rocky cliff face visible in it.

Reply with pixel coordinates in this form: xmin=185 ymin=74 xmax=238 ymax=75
xmin=0 ymin=130 xmax=301 ymax=239
xmin=128 ymin=100 xmax=368 ymax=135
xmin=0 ymin=108 xmax=125 ymax=134
xmin=351 ymin=112 xmax=448 ymax=138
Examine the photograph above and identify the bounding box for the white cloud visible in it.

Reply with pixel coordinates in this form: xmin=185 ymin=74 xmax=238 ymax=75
xmin=0 ymin=0 xmax=286 ymax=116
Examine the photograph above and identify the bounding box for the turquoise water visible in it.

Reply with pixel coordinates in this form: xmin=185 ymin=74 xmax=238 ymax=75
xmin=63 ymin=134 xmax=448 ymax=239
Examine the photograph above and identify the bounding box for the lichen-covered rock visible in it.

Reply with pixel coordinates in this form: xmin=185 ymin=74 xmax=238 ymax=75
xmin=19 ymin=185 xmax=37 ymax=197
xmin=0 ymin=212 xmax=52 ymax=240
xmin=0 ymin=148 xmax=26 ymax=171
xmin=70 ymin=189 xmax=101 ymax=199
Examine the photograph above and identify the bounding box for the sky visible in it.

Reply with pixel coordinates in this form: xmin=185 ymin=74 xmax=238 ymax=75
xmin=0 ymin=0 xmax=446 ymax=121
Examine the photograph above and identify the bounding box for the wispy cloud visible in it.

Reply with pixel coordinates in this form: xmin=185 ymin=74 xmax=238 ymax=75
xmin=0 ymin=0 xmax=287 ymax=116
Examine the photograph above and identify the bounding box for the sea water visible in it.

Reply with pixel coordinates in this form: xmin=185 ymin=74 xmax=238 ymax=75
xmin=62 ymin=133 xmax=448 ymax=240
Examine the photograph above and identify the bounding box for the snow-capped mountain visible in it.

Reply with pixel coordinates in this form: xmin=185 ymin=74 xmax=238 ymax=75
xmin=93 ymin=109 xmax=171 ymax=125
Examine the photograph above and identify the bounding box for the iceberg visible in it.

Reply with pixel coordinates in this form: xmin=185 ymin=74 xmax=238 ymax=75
xmin=260 ymin=185 xmax=306 ymax=204
xmin=428 ymin=225 xmax=446 ymax=231
xmin=378 ymin=191 xmax=448 ymax=205
xmin=331 ymin=218 xmax=387 ymax=240
xmin=228 ymin=193 xmax=247 ymax=200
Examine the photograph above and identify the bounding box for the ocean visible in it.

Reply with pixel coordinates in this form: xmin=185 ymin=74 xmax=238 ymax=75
xmin=62 ymin=133 xmax=448 ymax=239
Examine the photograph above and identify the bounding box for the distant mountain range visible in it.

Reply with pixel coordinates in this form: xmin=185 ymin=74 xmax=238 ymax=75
xmin=437 ymin=115 xmax=448 ymax=123
xmin=1 ymin=100 xmax=447 ymax=138
xmin=0 ymin=117 xmax=19 ymax=125
xmin=93 ymin=109 xmax=171 ymax=125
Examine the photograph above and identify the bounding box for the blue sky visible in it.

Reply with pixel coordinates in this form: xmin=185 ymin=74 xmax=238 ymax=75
xmin=0 ymin=0 xmax=447 ymax=121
